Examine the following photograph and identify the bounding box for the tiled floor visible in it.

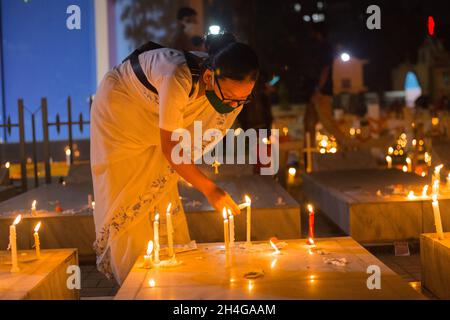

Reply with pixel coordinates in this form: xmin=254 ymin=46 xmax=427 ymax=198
xmin=80 ymin=265 xmax=119 ymax=299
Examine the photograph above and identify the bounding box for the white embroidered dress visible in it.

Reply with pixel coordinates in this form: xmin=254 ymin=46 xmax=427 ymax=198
xmin=90 ymin=48 xmax=241 ymax=284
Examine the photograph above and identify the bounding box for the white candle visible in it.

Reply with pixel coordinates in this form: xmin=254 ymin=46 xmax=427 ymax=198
xmin=433 ymin=164 xmax=444 ymax=184
xmin=223 ymin=208 xmax=229 ymax=251
xmin=406 ymin=157 xmax=412 ymax=172
xmin=245 ymin=195 xmax=252 ymax=244
xmin=432 ymin=180 xmax=440 ymax=196
xmin=422 ymin=185 xmax=429 ymax=198
xmin=166 ymin=203 xmax=174 ymax=258
xmin=386 ymin=156 xmax=392 ymax=169
xmin=227 ymin=209 xmax=235 ymax=246
xmin=9 ymin=214 xmax=22 ymax=273
xmin=153 ymin=213 xmax=160 ymax=264
xmin=431 ymin=195 xmax=445 ymax=240
xmin=65 ymin=149 xmax=71 ymax=167
xmin=34 ymin=221 xmax=41 ymax=259
xmin=143 ymin=240 xmax=153 ymax=268
xmin=31 ymin=200 xmax=37 ymax=216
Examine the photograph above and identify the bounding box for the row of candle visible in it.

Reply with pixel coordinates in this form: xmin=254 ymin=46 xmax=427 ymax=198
xmin=222 ymin=195 xmax=252 ymax=250
xmin=143 ymin=202 xmax=175 ymax=268
xmin=8 ymin=215 xmax=42 ymax=273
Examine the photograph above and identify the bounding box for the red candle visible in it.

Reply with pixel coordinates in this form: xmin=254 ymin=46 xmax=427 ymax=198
xmin=307 ymin=204 xmax=315 ymax=245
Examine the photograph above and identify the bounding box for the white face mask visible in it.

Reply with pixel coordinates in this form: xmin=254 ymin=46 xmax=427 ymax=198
xmin=183 ymin=22 xmax=196 ymax=36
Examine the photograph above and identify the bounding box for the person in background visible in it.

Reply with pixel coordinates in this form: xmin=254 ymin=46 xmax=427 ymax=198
xmin=304 ymin=24 xmax=359 ymax=148
xmin=171 ymin=7 xmax=202 ymax=51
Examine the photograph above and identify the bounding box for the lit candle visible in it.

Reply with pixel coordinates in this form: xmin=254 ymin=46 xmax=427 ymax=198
xmin=406 ymin=157 xmax=412 ymax=172
xmin=88 ymin=194 xmax=93 ymax=209
xmin=227 ymin=209 xmax=235 ymax=246
xmin=245 ymin=195 xmax=251 ymax=245
xmin=432 ymin=180 xmax=440 ymax=196
xmin=287 ymin=167 xmax=296 ymax=185
xmin=422 ymin=185 xmax=429 ymax=198
xmin=282 ymin=127 xmax=289 ymax=136
xmin=65 ymin=149 xmax=71 ymax=167
xmin=433 ymin=164 xmax=444 ymax=184
xmin=223 ymin=208 xmax=229 ymax=251
xmin=9 ymin=214 xmax=22 ymax=273
xmin=92 ymin=201 xmax=96 ymax=210
xmin=31 ymin=200 xmax=37 ymax=216
xmin=385 ymin=155 xmax=392 ymax=169
xmin=407 ymin=191 xmax=416 ymax=200
xmin=166 ymin=203 xmax=174 ymax=258
xmin=431 ymin=195 xmax=445 ymax=240
xmin=153 ymin=212 xmax=160 ymax=264
xmin=143 ymin=240 xmax=154 ymax=268
xmin=402 ymin=165 xmax=408 ymax=173
xmin=34 ymin=221 xmax=41 ymax=259
xmin=307 ymin=204 xmax=315 ymax=244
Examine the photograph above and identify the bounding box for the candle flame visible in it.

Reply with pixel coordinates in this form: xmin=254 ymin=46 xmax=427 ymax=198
xmin=34 ymin=221 xmax=41 ymax=233
xmin=308 ymin=237 xmax=315 ymax=245
xmin=402 ymin=165 xmax=408 ymax=173
xmin=432 ymin=194 xmax=438 ymax=202
xmin=307 ymin=204 xmax=314 ymax=213
xmin=65 ymin=149 xmax=71 ymax=156
xmin=146 ymin=240 xmax=154 ymax=256
xmin=227 ymin=208 xmax=233 ymax=218
xmin=148 ymin=279 xmax=156 ymax=288
xmin=13 ymin=214 xmax=22 ymax=225
xmin=5 ymin=161 xmax=10 ymax=169
xmin=222 ymin=207 xmax=228 ymax=220
xmin=270 ymin=239 xmax=280 ymax=254
xmin=406 ymin=157 xmax=411 ymax=165
xmin=91 ymin=201 xmax=95 ymax=209
xmin=385 ymin=155 xmax=392 ymax=162
xmin=435 ymin=164 xmax=444 ymax=173
xmin=245 ymin=195 xmax=251 ymax=205
xmin=155 ymin=213 xmax=159 ymax=221
xmin=407 ymin=191 xmax=416 ymax=200
xmin=166 ymin=202 xmax=172 ymax=214
xmin=422 ymin=185 xmax=429 ymax=197
xmin=288 ymin=167 xmax=296 ymax=176
xmin=248 ymin=280 xmax=254 ymax=291
xmin=32 ymin=200 xmax=37 ymax=209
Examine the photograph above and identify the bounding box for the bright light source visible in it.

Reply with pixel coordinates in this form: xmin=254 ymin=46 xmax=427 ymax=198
xmin=208 ymin=25 xmax=221 ymax=35
xmin=340 ymin=52 xmax=350 ymax=62
xmin=294 ymin=3 xmax=301 ymax=12
xmin=288 ymin=167 xmax=296 ymax=176
xmin=303 ymin=15 xmax=311 ymax=22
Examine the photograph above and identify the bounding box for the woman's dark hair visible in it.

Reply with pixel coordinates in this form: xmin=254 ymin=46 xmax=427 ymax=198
xmin=204 ymin=32 xmax=259 ymax=81
xmin=177 ymin=7 xmax=197 ymax=21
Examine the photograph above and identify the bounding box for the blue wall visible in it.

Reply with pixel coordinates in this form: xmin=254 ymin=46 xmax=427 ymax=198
xmin=1 ymin=0 xmax=96 ymax=142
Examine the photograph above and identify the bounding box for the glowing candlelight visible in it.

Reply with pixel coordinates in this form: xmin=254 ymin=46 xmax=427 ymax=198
xmin=288 ymin=167 xmax=296 ymax=185
xmin=388 ymin=147 xmax=394 ymax=155
xmin=422 ymin=185 xmax=429 ymax=198
xmin=65 ymin=148 xmax=71 ymax=167
xmin=143 ymin=240 xmax=153 ymax=268
xmin=270 ymin=239 xmax=280 ymax=255
xmin=402 ymin=165 xmax=408 ymax=173
xmin=245 ymin=195 xmax=252 ymax=245
xmin=34 ymin=221 xmax=41 ymax=259
xmin=282 ymin=127 xmax=289 ymax=136
xmin=31 ymin=200 xmax=37 ymax=216
xmin=432 ymin=180 xmax=440 ymax=196
xmin=153 ymin=213 xmax=160 ymax=264
xmin=88 ymin=194 xmax=93 ymax=209
xmin=307 ymin=204 xmax=315 ymax=245
xmin=166 ymin=203 xmax=174 ymax=258
xmin=385 ymin=155 xmax=392 ymax=169
xmin=91 ymin=201 xmax=95 ymax=210
xmin=5 ymin=161 xmax=10 ymax=169
xmin=307 ymin=237 xmax=315 ymax=247
xmin=433 ymin=164 xmax=444 ymax=184
xmin=407 ymin=191 xmax=416 ymax=200
xmin=227 ymin=209 xmax=235 ymax=246
xmin=223 ymin=208 xmax=229 ymax=251
xmin=9 ymin=214 xmax=22 ymax=273
xmin=431 ymin=195 xmax=445 ymax=240
xmin=425 ymin=152 xmax=432 ymax=166
xmin=406 ymin=157 xmax=412 ymax=172
xmin=148 ymin=279 xmax=156 ymax=288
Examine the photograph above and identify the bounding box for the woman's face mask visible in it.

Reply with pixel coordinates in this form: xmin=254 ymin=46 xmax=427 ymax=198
xmin=205 ymin=72 xmax=253 ymax=114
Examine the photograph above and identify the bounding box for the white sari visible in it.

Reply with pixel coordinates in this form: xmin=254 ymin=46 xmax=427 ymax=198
xmin=90 ymin=48 xmax=241 ymax=284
